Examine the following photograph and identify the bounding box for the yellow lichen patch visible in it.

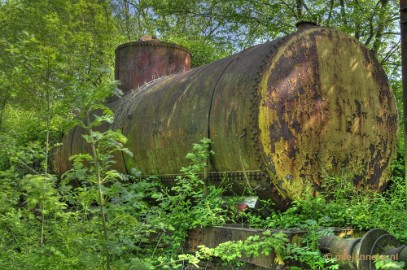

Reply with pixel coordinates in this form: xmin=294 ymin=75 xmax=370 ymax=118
xmin=314 ymin=31 xmax=396 ymax=190
xmin=258 ymin=28 xmax=397 ymax=201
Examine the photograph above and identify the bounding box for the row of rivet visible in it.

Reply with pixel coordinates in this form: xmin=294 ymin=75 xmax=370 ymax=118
xmin=247 ymin=34 xmax=294 ymax=206
xmin=155 ymin=171 xmax=263 ymax=182
xmin=116 ymin=41 xmax=191 ymax=53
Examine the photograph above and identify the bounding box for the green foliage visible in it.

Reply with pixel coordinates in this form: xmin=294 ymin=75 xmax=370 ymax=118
xmin=110 ymin=0 xmax=399 ymax=72
xmin=192 ymin=170 xmax=405 ymax=269
xmin=227 ymin=168 xmax=406 ymax=243
xmin=0 ymin=0 xmax=119 ymax=149
xmin=375 ymin=256 xmax=405 ymax=269
xmin=21 ymin=174 xmax=65 ymax=214
xmin=192 ymin=227 xmax=338 ymax=270
xmin=0 ymin=102 xmax=226 ymax=269
xmin=217 ymin=162 xmax=406 ymax=269
xmin=128 ymin=138 xmax=226 ymax=268
xmin=3 ymin=124 xmax=403 ymax=269
xmin=267 ymin=192 xmax=406 ymax=242
xmin=167 ymin=36 xmax=230 ymax=68
xmin=197 ymin=230 xmax=289 ymax=264
xmin=285 ymin=222 xmax=339 ymax=270
xmin=0 ymin=1 xmax=405 ymax=269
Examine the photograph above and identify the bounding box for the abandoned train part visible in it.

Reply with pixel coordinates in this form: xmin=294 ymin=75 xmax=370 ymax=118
xmin=186 ymin=226 xmax=407 ymax=270
xmin=54 ymin=22 xmax=398 ymax=210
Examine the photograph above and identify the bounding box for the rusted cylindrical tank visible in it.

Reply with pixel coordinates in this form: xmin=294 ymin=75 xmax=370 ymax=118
xmin=55 ymin=25 xmax=398 ymax=209
xmin=115 ymin=36 xmax=191 ymax=94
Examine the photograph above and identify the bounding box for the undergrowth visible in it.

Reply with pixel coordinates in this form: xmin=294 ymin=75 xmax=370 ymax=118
xmin=0 ymin=132 xmax=227 ymax=269
xmin=0 ymin=96 xmax=405 ymax=269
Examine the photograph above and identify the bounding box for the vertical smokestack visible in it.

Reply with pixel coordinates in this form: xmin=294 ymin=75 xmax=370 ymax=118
xmin=115 ymin=37 xmax=191 ymax=94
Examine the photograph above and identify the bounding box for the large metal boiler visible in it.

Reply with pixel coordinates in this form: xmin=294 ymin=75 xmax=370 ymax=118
xmin=55 ymin=22 xmax=398 ymax=210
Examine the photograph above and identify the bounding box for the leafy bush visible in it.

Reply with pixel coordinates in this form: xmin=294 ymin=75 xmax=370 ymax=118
xmin=0 ymin=79 xmax=405 ymax=269
xmin=0 ymin=132 xmax=226 ymax=269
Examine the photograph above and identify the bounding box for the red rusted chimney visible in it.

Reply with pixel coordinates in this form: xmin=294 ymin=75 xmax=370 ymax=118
xmin=115 ymin=36 xmax=191 ymax=94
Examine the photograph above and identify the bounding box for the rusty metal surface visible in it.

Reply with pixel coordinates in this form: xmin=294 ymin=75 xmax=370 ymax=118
xmin=187 ymin=226 xmax=294 ymax=269
xmin=319 ymin=229 xmax=407 ymax=270
xmin=53 ymin=126 xmax=74 ymax=174
xmin=55 ymin=27 xmax=398 ymax=209
xmin=257 ymin=28 xmax=397 ymax=201
xmin=115 ymin=38 xmax=191 ymax=94
xmin=54 ymin=101 xmax=127 ymax=175
xmin=186 ymin=226 xmax=358 ymax=269
xmin=120 ymin=58 xmax=231 ymax=175
xmin=187 ymin=226 xmax=406 ymax=270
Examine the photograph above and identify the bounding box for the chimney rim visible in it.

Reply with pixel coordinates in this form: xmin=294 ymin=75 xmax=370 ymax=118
xmin=295 ymin=21 xmax=318 ymax=30
xmin=115 ymin=40 xmax=191 ymax=55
